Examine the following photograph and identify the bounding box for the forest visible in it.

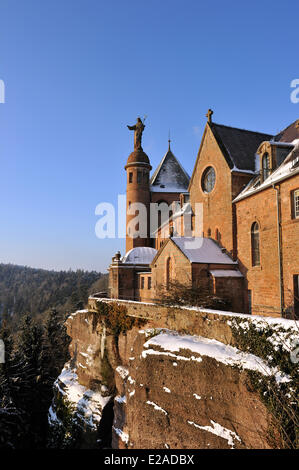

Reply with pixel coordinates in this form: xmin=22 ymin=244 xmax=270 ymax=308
xmin=0 ymin=263 xmax=108 ymax=448
xmin=0 ymin=263 xmax=108 ymax=328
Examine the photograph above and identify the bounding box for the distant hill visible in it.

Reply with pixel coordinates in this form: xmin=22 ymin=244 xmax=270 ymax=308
xmin=0 ymin=263 xmax=108 ymax=327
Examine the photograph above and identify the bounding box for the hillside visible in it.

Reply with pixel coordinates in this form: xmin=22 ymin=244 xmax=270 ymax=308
xmin=0 ymin=263 xmax=108 ymax=327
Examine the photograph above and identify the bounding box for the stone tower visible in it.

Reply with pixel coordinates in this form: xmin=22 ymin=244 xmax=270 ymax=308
xmin=125 ymin=147 xmax=152 ymax=252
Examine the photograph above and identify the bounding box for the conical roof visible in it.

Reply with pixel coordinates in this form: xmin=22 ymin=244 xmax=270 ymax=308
xmin=150 ymin=144 xmax=190 ymax=193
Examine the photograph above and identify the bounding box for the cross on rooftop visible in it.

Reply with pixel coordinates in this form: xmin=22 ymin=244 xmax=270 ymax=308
xmin=206 ymin=109 xmax=213 ymax=123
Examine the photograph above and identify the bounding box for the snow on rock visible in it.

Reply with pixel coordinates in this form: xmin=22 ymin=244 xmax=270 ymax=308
xmin=143 ymin=330 xmax=291 ymax=384
xmin=68 ymin=309 xmax=89 ymax=320
xmin=193 ymin=393 xmax=202 ymax=400
xmin=146 ymin=401 xmax=168 ymax=415
xmin=142 ymin=348 xmax=203 ymax=364
xmin=128 ymin=375 xmax=135 ymax=385
xmin=48 ymin=404 xmax=62 ymax=426
xmin=163 ymin=387 xmax=171 ymax=393
xmin=229 ymin=317 xmax=299 ymax=355
xmin=115 ymin=395 xmax=127 ymax=404
xmin=116 ymin=365 xmax=129 ymax=379
xmin=188 ymin=420 xmax=241 ymax=449
xmin=113 ymin=426 xmax=129 ymax=444
xmin=51 ymin=364 xmax=111 ymax=430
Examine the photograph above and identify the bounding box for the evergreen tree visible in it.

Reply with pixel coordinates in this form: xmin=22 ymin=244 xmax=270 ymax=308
xmin=44 ymin=308 xmax=70 ymax=380
xmin=0 ymin=324 xmax=28 ymax=448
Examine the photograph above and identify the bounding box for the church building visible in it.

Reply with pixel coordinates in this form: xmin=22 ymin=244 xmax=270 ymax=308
xmin=108 ymin=113 xmax=299 ymax=318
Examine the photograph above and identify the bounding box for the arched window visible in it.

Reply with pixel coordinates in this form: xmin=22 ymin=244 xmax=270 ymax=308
xmin=251 ymin=222 xmax=260 ymax=266
xmin=262 ymin=153 xmax=270 ymax=180
xmin=166 ymin=257 xmax=172 ymax=290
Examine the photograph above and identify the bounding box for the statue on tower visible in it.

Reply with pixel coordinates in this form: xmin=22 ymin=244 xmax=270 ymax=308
xmin=127 ymin=117 xmax=145 ymax=150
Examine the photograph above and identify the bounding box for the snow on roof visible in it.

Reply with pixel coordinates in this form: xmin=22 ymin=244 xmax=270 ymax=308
xmin=209 ymin=269 xmax=243 ymax=278
xmin=122 ymin=247 xmax=157 ymax=265
xmin=150 ymin=146 xmax=190 ymax=193
xmin=171 ymin=237 xmax=237 ymax=264
xmin=234 ymin=141 xmax=299 ymax=203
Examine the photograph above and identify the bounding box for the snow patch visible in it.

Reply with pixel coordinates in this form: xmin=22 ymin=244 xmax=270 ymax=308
xmin=143 ymin=331 xmax=290 ymax=384
xmin=146 ymin=401 xmax=168 ymax=415
xmin=113 ymin=426 xmax=129 ymax=444
xmin=115 ymin=395 xmax=127 ymax=404
xmin=188 ymin=420 xmax=241 ymax=448
xmin=51 ymin=365 xmax=111 ymax=430
xmin=116 ymin=366 xmax=129 ymax=379
xmin=193 ymin=393 xmax=201 ymax=400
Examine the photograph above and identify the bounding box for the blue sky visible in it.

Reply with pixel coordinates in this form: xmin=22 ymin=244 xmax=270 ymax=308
xmin=0 ymin=0 xmax=298 ymax=272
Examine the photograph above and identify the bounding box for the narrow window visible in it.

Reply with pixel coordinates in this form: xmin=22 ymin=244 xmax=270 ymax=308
xmin=294 ymin=189 xmax=299 ymax=219
xmin=294 ymin=275 xmax=299 ymax=317
xmin=251 ymin=222 xmax=260 ymax=266
xmin=141 ymin=277 xmax=144 ymax=289
xmin=248 ymin=290 xmax=252 ymax=314
xmin=148 ymin=277 xmax=151 ymax=290
xmin=166 ymin=257 xmax=172 ymax=290
xmin=137 ymin=171 xmax=142 ymax=184
xmin=262 ymin=153 xmax=270 ymax=180
xmin=129 ymin=172 xmax=133 ymax=183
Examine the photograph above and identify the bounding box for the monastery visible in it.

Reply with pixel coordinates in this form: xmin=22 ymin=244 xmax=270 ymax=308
xmin=108 ymin=111 xmax=299 ymax=318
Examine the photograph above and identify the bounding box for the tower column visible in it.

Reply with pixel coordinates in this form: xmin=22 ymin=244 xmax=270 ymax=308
xmin=125 ymin=155 xmax=151 ymax=252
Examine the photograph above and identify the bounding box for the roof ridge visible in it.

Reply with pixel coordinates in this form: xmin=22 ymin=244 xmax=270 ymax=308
xmin=212 ymin=122 xmax=273 ymax=137
xmin=274 ymin=119 xmax=299 ymax=140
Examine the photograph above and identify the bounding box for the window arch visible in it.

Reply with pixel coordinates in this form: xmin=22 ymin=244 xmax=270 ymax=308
xmin=251 ymin=222 xmax=260 ymax=266
xmin=262 ymin=153 xmax=270 ymax=180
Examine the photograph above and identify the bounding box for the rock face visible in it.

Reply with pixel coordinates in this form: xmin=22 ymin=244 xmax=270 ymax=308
xmin=48 ymin=303 xmax=298 ymax=449
xmin=120 ymin=330 xmax=272 ymax=449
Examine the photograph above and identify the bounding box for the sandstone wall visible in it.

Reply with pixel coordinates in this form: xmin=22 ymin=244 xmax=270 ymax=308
xmin=49 ymin=300 xmax=298 ymax=449
xmin=236 ymin=173 xmax=299 ymax=317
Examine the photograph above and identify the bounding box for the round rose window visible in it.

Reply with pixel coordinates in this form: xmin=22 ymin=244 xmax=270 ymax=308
xmin=202 ymin=167 xmax=216 ymax=193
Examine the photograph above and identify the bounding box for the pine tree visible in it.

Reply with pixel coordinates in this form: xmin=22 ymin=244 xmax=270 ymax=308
xmin=13 ymin=314 xmax=51 ymax=447
xmin=0 ymin=324 xmax=28 ymax=448
xmin=44 ymin=308 xmax=70 ymax=380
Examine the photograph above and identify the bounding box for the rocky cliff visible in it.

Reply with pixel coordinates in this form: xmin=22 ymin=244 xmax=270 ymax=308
xmin=48 ymin=300 xmax=298 ymax=449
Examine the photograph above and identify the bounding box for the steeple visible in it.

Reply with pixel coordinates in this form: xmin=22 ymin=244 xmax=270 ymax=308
xmin=150 ymin=142 xmax=190 ymax=193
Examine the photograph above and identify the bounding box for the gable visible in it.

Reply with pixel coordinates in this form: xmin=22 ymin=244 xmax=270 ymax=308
xmin=150 ymin=237 xmax=189 ymax=267
xmin=189 ymin=123 xmax=231 ymax=191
